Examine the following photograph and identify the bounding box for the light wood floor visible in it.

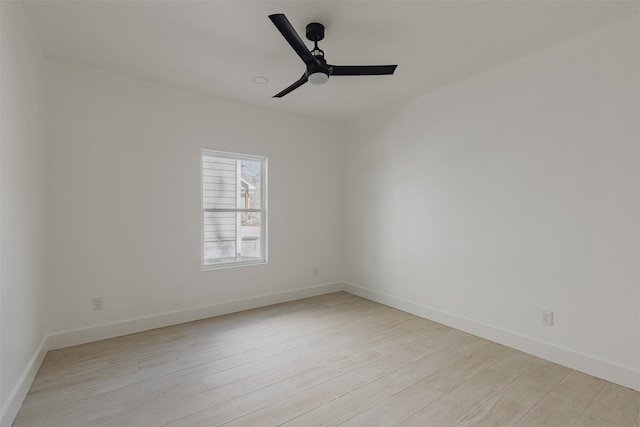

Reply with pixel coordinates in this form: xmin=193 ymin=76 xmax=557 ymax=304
xmin=13 ymin=292 xmax=640 ymax=427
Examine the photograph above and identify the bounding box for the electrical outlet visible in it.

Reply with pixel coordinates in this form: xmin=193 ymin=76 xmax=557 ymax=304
xmin=541 ymin=310 xmax=553 ymax=326
xmin=313 ymin=268 xmax=318 ymax=277
xmin=92 ymin=297 xmax=104 ymax=311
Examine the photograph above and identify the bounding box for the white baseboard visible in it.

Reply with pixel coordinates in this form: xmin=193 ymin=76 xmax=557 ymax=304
xmin=48 ymin=282 xmax=344 ymax=350
xmin=0 ymin=335 xmax=49 ymax=427
xmin=343 ymin=282 xmax=640 ymax=392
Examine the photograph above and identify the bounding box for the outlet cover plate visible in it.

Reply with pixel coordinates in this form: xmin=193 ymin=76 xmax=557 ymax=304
xmin=541 ymin=310 xmax=553 ymax=326
xmin=92 ymin=297 xmax=104 ymax=311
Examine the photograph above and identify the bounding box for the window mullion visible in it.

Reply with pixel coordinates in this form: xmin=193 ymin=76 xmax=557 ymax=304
xmin=235 ymin=159 xmax=241 ymax=260
xmin=204 ymin=208 xmax=261 ymax=213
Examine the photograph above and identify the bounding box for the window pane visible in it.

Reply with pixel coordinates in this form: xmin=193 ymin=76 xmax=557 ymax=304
xmin=203 ymin=212 xmax=262 ymax=265
xmin=240 ymin=159 xmax=261 ymax=209
xmin=203 ymin=240 xmax=236 ymax=265
xmin=203 ymin=211 xmax=236 ymax=264
xmin=240 ymin=212 xmax=261 ymax=260
xmin=203 ymin=156 xmax=237 ymax=210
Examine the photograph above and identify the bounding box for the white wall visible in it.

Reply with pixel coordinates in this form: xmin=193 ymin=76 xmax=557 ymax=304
xmin=45 ymin=61 xmax=344 ymax=340
xmin=0 ymin=1 xmax=48 ymax=425
xmin=344 ymin=17 xmax=640 ymax=390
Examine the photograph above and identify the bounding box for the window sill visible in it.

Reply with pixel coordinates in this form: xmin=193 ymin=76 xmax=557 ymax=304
xmin=201 ymin=259 xmax=267 ymax=271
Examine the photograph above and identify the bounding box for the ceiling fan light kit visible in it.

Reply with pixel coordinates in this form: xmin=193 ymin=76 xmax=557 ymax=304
xmin=308 ymin=71 xmax=329 ymax=85
xmin=268 ymin=13 xmax=397 ymax=97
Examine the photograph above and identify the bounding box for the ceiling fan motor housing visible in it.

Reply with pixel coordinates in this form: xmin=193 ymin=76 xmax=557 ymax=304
xmin=306 ymin=22 xmax=325 ymax=42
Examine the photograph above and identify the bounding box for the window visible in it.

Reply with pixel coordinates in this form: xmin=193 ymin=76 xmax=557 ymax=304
xmin=201 ymin=149 xmax=267 ymax=269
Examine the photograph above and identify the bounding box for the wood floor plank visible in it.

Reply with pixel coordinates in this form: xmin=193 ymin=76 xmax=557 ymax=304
xmin=110 ymin=377 xmax=260 ymax=427
xmin=574 ymin=382 xmax=640 ymax=427
xmin=397 ymin=350 xmax=534 ymax=426
xmin=249 ymin=326 xmax=415 ymax=389
xmin=338 ymin=373 xmax=445 ymax=426
xmin=456 ymin=358 xmax=570 ymax=427
xmin=175 ymin=299 xmax=399 ymax=384
xmin=13 ymin=375 xmax=206 ymax=427
xmin=515 ymin=371 xmax=606 ymax=427
xmin=11 ymin=292 xmax=639 ymax=427
xmin=166 ymin=329 xmax=439 ymax=426
xmin=280 ymin=346 xmax=464 ymax=426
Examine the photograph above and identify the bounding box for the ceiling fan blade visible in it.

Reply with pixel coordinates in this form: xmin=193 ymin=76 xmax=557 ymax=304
xmin=273 ymin=74 xmax=308 ymax=98
xmin=269 ymin=14 xmax=317 ymax=68
xmin=330 ymin=65 xmax=398 ymax=76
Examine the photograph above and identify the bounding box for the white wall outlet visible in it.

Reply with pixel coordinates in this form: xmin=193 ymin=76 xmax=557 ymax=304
xmin=313 ymin=268 xmax=318 ymax=277
xmin=92 ymin=297 xmax=104 ymax=311
xmin=541 ymin=310 xmax=553 ymax=326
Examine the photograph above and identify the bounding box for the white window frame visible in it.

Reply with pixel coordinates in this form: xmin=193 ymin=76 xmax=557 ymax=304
xmin=201 ymin=149 xmax=267 ymax=270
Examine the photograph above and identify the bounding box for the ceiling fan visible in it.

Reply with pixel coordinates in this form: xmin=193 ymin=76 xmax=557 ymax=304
xmin=268 ymin=13 xmax=398 ymax=98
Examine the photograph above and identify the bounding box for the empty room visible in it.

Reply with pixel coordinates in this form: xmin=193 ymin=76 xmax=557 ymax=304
xmin=1 ymin=0 xmax=639 ymax=426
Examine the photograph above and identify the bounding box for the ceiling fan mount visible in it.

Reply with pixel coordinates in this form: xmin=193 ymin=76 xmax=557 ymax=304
xmin=268 ymin=14 xmax=397 ymax=98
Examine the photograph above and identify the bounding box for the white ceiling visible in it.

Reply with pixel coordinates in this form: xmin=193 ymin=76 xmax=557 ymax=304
xmin=23 ymin=0 xmax=639 ymax=124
